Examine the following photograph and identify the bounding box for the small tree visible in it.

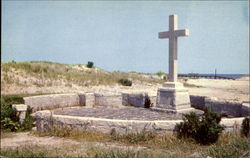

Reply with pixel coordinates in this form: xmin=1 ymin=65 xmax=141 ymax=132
xmin=87 ymin=61 xmax=94 ymax=68
xmin=241 ymin=117 xmax=250 ymax=137
xmin=175 ymin=108 xmax=224 ymax=145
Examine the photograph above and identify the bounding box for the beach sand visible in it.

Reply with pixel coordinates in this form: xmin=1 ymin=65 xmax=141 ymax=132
xmin=2 ymin=77 xmax=249 ymax=103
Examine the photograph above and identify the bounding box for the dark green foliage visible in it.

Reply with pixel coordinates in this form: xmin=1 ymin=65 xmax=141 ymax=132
xmin=176 ymin=108 xmax=224 ymax=145
xmin=118 ymin=78 xmax=132 ymax=86
xmin=241 ymin=117 xmax=250 ymax=137
xmin=21 ymin=106 xmax=34 ymax=131
xmin=1 ymin=95 xmax=34 ymax=131
xmin=87 ymin=61 xmax=94 ymax=68
xmin=144 ymin=96 xmax=152 ymax=108
xmin=1 ymin=118 xmax=20 ymax=132
xmin=1 ymin=95 xmax=22 ymax=131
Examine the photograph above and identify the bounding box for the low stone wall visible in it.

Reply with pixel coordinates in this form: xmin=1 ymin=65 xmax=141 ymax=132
xmin=122 ymin=93 xmax=148 ymax=107
xmin=24 ymin=92 xmax=151 ymax=111
xmin=24 ymin=94 xmax=82 ymax=111
xmin=24 ymin=93 xmax=249 ymax=117
xmin=190 ymin=95 xmax=205 ymax=110
xmin=220 ymin=117 xmax=244 ymax=133
xmin=205 ymin=98 xmax=243 ymax=117
xmin=34 ymin=110 xmax=246 ymax=134
xmin=95 ymin=93 xmax=123 ymax=107
xmin=190 ymin=95 xmax=249 ymax=117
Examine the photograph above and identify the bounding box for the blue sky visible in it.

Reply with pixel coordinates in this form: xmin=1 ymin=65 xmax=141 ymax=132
xmin=2 ymin=1 xmax=249 ymax=74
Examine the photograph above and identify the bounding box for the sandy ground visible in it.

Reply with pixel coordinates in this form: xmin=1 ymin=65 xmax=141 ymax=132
xmin=2 ymin=77 xmax=249 ymax=103
xmin=185 ymin=78 xmax=249 ymax=102
xmin=0 ymin=132 xmax=148 ymax=154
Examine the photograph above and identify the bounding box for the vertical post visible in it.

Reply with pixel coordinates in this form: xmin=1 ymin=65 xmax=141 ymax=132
xmin=168 ymin=14 xmax=178 ymax=82
xmin=215 ymin=69 xmax=217 ymax=79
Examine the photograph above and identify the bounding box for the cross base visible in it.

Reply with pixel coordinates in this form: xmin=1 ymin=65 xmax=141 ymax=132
xmin=150 ymin=107 xmax=204 ymax=115
xmin=156 ymin=82 xmax=192 ymax=111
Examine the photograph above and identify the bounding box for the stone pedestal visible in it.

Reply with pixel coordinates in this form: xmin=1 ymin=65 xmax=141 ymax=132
xmin=155 ymin=82 xmax=198 ymax=114
xmin=12 ymin=104 xmax=28 ymax=123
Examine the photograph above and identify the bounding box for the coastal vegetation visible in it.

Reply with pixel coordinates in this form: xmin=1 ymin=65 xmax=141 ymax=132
xmin=1 ymin=61 xmax=163 ymax=89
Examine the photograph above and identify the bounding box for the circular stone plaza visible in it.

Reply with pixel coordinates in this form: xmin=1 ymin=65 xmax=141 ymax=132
xmin=10 ymin=93 xmax=247 ymax=135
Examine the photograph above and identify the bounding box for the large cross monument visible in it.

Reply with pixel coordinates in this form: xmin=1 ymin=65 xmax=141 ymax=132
xmin=156 ymin=14 xmax=193 ymax=113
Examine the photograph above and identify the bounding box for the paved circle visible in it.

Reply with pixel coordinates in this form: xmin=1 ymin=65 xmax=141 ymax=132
xmin=53 ymin=106 xmax=182 ymax=121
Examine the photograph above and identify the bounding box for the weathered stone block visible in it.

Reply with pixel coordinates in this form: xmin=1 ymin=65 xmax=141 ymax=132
xmin=122 ymin=93 xmax=148 ymax=107
xmin=24 ymin=94 xmax=80 ymax=111
xmin=95 ymin=93 xmax=123 ymax=107
xmin=122 ymin=93 xmax=129 ymax=106
xmin=79 ymin=93 xmax=95 ymax=108
xmin=156 ymin=82 xmax=191 ymax=110
xmin=190 ymin=95 xmax=205 ymax=110
xmin=12 ymin=104 xmax=27 ymax=112
xmin=34 ymin=110 xmax=53 ymax=131
xmin=241 ymin=102 xmax=250 ymax=116
xmin=205 ymin=97 xmax=243 ymax=117
xmin=12 ymin=104 xmax=28 ymax=123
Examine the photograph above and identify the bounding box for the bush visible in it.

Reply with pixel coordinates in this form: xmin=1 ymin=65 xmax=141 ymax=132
xmin=241 ymin=117 xmax=250 ymax=137
xmin=176 ymin=108 xmax=224 ymax=145
xmin=21 ymin=106 xmax=34 ymax=131
xmin=144 ymin=96 xmax=152 ymax=108
xmin=1 ymin=118 xmax=20 ymax=132
xmin=87 ymin=61 xmax=94 ymax=68
xmin=1 ymin=95 xmax=34 ymax=131
xmin=1 ymin=96 xmax=21 ymax=121
xmin=118 ymin=78 xmax=132 ymax=86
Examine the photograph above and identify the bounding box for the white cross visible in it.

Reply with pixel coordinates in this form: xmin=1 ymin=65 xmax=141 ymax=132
xmin=159 ymin=14 xmax=189 ymax=82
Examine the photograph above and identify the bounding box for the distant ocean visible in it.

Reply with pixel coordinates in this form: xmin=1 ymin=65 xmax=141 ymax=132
xmin=179 ymin=74 xmax=249 ymax=79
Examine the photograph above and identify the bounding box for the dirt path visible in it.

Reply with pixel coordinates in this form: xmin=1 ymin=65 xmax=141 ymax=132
xmin=0 ymin=132 xmax=147 ymax=151
xmin=1 ymin=132 xmax=80 ymax=148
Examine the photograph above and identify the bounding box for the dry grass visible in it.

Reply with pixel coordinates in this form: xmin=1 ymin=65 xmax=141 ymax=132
xmin=1 ymin=61 xmax=163 ymax=88
xmin=33 ymin=126 xmax=110 ymax=142
xmin=31 ymin=126 xmax=250 ymax=158
xmin=0 ymin=145 xmax=192 ymax=158
xmin=2 ymin=130 xmax=249 ymax=158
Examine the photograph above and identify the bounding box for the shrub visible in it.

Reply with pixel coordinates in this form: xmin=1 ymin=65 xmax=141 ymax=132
xmin=241 ymin=117 xmax=250 ymax=137
xmin=1 ymin=96 xmax=20 ymax=131
xmin=21 ymin=106 xmax=34 ymax=131
xmin=87 ymin=61 xmax=94 ymax=68
xmin=144 ymin=96 xmax=152 ymax=108
xmin=1 ymin=95 xmax=34 ymax=132
xmin=1 ymin=118 xmax=20 ymax=132
xmin=175 ymin=108 xmax=224 ymax=145
xmin=118 ymin=78 xmax=132 ymax=86
xmin=156 ymin=71 xmax=165 ymax=77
